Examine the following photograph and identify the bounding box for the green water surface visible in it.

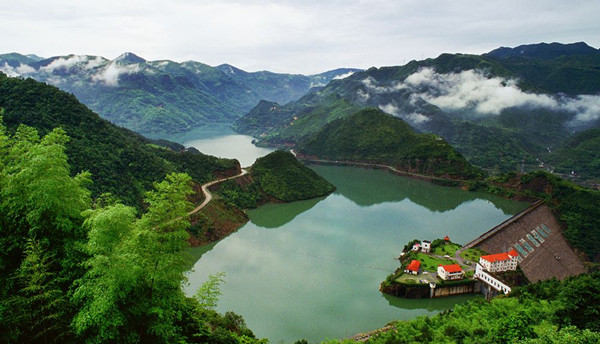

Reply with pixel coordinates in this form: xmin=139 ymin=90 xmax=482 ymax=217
xmin=143 ymin=123 xmax=274 ymax=167
xmin=186 ymin=165 xmax=528 ymax=343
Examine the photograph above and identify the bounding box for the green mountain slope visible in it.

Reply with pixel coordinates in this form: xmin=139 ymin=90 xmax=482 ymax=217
xmin=232 ymin=92 xmax=360 ymax=142
xmin=252 ymin=150 xmax=335 ymax=201
xmin=217 ymin=64 xmax=360 ymax=106
xmin=0 ymin=72 xmax=237 ymax=207
xmin=298 ymin=108 xmax=481 ymax=179
xmin=0 ymin=52 xmax=359 ymax=134
xmin=547 ymin=128 xmax=600 ymax=179
xmin=235 ymin=42 xmax=600 ymax=175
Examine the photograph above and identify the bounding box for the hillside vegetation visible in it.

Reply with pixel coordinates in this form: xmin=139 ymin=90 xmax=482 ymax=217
xmin=298 ymin=109 xmax=482 ymax=179
xmin=323 ymin=272 xmax=600 ymax=344
xmin=0 ymin=73 xmax=238 ymax=207
xmin=0 ymin=52 xmax=359 ymax=134
xmin=252 ymin=151 xmax=336 ymax=201
xmin=216 ymin=151 xmax=335 ymax=209
xmin=546 ymin=128 xmax=600 ymax=180
xmin=235 ymin=42 xmax=600 ymax=176
xmin=517 ymin=171 xmax=600 ymax=261
xmin=0 ymin=123 xmax=263 ymax=343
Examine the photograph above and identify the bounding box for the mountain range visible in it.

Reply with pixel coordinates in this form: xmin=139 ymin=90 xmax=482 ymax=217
xmin=0 ymin=52 xmax=359 ymax=134
xmin=234 ymin=42 xmax=600 ymax=179
xmin=2 ymin=42 xmax=599 ymax=181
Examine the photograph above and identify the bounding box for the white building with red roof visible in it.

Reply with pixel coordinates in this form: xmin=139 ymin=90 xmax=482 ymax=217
xmin=479 ymin=249 xmax=519 ymax=273
xmin=437 ymin=264 xmax=464 ymax=280
xmin=404 ymin=260 xmax=421 ymax=275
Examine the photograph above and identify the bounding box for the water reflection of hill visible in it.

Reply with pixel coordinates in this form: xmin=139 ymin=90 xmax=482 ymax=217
xmin=311 ymin=165 xmax=527 ymax=214
xmin=383 ymin=293 xmax=477 ymax=312
xmin=248 ymin=197 xmax=325 ymax=228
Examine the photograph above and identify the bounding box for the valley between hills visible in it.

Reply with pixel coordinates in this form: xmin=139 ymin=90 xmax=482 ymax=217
xmin=1 ymin=42 xmax=600 ymax=343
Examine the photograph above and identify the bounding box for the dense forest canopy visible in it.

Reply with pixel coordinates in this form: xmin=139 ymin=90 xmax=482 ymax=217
xmin=0 ymin=119 xmax=264 ymax=343
xmin=298 ymin=108 xmax=482 ymax=179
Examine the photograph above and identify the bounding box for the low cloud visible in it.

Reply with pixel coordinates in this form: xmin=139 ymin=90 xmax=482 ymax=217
xmin=41 ymin=55 xmax=106 ymax=73
xmin=0 ymin=62 xmax=35 ymax=76
xmin=562 ymin=95 xmax=600 ymax=125
xmin=361 ymin=67 xmax=600 ymax=124
xmin=84 ymin=56 xmax=106 ymax=69
xmin=332 ymin=71 xmax=355 ymax=80
xmin=362 ymin=76 xmax=406 ymax=94
xmin=356 ymin=88 xmax=370 ymax=102
xmin=378 ymin=103 xmax=430 ymax=125
xmin=92 ymin=62 xmax=140 ymax=86
xmin=404 ymin=68 xmax=558 ymax=115
xmin=41 ymin=55 xmax=86 ymax=72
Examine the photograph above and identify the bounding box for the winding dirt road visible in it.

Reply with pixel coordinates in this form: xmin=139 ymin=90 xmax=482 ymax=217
xmin=188 ymin=168 xmax=248 ymax=215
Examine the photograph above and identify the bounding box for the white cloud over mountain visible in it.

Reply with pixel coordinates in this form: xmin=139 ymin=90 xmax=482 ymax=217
xmin=0 ymin=62 xmax=35 ymax=77
xmin=378 ymin=103 xmax=430 ymax=125
xmin=91 ymin=62 xmax=141 ymax=86
xmin=362 ymin=67 xmax=600 ymax=125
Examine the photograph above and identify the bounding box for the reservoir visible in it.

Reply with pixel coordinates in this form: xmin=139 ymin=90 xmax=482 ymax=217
xmin=144 ymin=123 xmax=274 ymax=167
xmin=178 ymin=124 xmax=529 ymax=343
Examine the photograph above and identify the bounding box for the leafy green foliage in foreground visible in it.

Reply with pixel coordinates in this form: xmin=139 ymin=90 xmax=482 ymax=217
xmin=0 ymin=122 xmax=263 ymax=344
xmin=251 ymin=150 xmax=336 ymax=202
xmin=298 ymin=109 xmax=482 ymax=179
xmin=323 ymin=273 xmax=600 ymax=344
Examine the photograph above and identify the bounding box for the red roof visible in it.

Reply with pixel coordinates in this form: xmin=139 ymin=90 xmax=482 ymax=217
xmin=440 ymin=264 xmax=462 ymax=273
xmin=480 ymin=251 xmax=517 ymax=263
xmin=406 ymin=260 xmax=421 ymax=271
xmin=444 ymin=236 xmax=450 ymax=241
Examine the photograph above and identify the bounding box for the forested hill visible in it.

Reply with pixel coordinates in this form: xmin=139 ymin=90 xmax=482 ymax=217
xmin=0 ymin=52 xmax=359 ymax=134
xmin=252 ymin=150 xmax=336 ymax=202
xmin=235 ymin=42 xmax=600 ymax=177
xmin=546 ymin=128 xmax=600 ymax=179
xmin=298 ymin=108 xmax=482 ymax=179
xmin=0 ymin=72 xmax=238 ymax=207
xmin=212 ymin=150 xmax=335 ymax=212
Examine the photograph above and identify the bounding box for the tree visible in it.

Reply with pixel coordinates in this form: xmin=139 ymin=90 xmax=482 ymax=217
xmin=72 ymin=173 xmax=194 ymax=343
xmin=194 ymin=272 xmax=226 ymax=311
xmin=0 ymin=120 xmax=91 ymax=343
xmin=555 ymin=273 xmax=600 ymax=331
xmin=7 ymin=238 xmax=72 ymax=343
xmin=0 ymin=123 xmax=91 ymax=291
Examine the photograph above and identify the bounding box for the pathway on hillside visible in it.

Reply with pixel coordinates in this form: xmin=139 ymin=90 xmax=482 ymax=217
xmin=188 ymin=168 xmax=249 ymax=215
xmin=454 ymin=247 xmax=469 ymax=267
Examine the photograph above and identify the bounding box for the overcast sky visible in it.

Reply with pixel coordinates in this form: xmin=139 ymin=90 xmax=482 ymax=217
xmin=1 ymin=0 xmax=599 ymax=74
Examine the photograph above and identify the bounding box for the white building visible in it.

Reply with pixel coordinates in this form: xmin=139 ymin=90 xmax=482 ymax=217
xmin=437 ymin=264 xmax=464 ymax=280
xmin=479 ymin=249 xmax=519 ymax=273
xmin=421 ymin=240 xmax=431 ymax=253
xmin=412 ymin=243 xmax=421 ymax=251
xmin=475 ymin=263 xmax=512 ymax=294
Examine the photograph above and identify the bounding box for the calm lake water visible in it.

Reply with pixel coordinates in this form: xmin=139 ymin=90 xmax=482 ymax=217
xmin=161 ymin=124 xmax=528 ymax=342
xmin=143 ymin=123 xmax=274 ymax=167
xmin=184 ymin=163 xmax=528 ymax=342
